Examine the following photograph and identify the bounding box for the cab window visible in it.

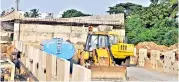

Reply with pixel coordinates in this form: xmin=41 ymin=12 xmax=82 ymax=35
xmin=109 ymin=35 xmax=118 ymax=45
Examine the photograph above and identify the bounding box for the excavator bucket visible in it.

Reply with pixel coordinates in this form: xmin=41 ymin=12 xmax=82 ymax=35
xmin=89 ymin=65 xmax=127 ymax=81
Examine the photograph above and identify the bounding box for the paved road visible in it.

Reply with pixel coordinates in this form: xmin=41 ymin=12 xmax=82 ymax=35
xmin=127 ymin=67 xmax=178 ymax=81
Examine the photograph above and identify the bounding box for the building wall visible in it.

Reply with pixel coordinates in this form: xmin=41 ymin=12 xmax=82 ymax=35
xmin=113 ymin=29 xmax=125 ymax=41
xmin=19 ymin=24 xmax=90 ymax=43
xmin=14 ymin=23 xmax=125 ymax=44
xmin=14 ymin=23 xmax=20 ymax=41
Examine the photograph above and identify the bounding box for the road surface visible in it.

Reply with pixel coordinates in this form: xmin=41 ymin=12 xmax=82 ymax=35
xmin=128 ymin=67 xmax=178 ymax=81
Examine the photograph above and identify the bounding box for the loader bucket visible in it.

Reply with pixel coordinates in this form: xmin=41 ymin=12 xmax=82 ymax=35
xmin=89 ymin=66 xmax=127 ymax=81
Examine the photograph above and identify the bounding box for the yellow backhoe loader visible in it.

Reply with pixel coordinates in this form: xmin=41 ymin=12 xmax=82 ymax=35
xmin=76 ymin=26 xmax=134 ymax=80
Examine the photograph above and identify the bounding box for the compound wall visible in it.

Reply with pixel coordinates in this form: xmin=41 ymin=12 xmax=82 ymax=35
xmin=14 ymin=23 xmax=125 ymax=44
xmin=14 ymin=23 xmax=89 ymax=43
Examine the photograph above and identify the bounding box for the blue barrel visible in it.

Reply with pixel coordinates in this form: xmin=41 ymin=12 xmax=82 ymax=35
xmin=41 ymin=38 xmax=75 ymax=60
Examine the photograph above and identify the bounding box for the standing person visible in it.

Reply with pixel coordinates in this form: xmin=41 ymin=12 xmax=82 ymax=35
xmin=17 ymin=51 xmax=21 ymax=59
xmin=12 ymin=51 xmax=21 ymax=75
xmin=1 ymin=70 xmax=4 ymax=81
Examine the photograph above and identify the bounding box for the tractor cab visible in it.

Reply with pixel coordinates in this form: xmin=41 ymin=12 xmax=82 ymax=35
xmin=84 ymin=31 xmax=120 ymax=50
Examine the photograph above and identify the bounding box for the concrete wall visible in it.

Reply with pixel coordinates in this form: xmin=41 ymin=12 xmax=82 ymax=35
xmin=113 ymin=29 xmax=125 ymax=42
xmin=14 ymin=23 xmax=20 ymax=41
xmin=19 ymin=24 xmax=89 ymax=43
xmin=13 ymin=23 xmax=126 ymax=44
xmin=14 ymin=41 xmax=92 ymax=81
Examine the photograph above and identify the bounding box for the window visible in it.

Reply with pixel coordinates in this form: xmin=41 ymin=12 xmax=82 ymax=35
xmin=98 ymin=36 xmax=107 ymax=48
xmin=86 ymin=35 xmax=108 ymax=51
xmin=109 ymin=35 xmax=118 ymax=45
xmin=88 ymin=35 xmax=98 ymax=51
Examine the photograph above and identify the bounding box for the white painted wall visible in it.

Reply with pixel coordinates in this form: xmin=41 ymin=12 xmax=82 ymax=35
xmin=19 ymin=24 xmax=90 ymax=43
xmin=14 ymin=23 xmax=20 ymax=41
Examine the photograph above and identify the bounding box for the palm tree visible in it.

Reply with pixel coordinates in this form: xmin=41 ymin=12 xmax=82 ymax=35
xmin=24 ymin=9 xmax=40 ymax=18
xmin=30 ymin=9 xmax=40 ymax=18
xmin=24 ymin=12 xmax=31 ymax=17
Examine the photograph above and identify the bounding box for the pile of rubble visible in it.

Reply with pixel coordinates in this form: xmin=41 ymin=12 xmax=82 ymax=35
xmin=135 ymin=42 xmax=178 ymax=54
xmin=168 ymin=43 xmax=179 ymax=60
xmin=131 ymin=42 xmax=179 ymax=74
xmin=135 ymin=42 xmax=169 ymax=52
xmin=1 ymin=44 xmax=8 ymax=53
xmin=0 ymin=43 xmax=13 ymax=59
xmin=135 ymin=42 xmax=179 ymax=62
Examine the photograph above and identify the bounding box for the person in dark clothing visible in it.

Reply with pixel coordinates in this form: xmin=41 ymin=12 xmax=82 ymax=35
xmin=1 ymin=76 xmax=4 ymax=81
xmin=1 ymin=73 xmax=4 ymax=81
xmin=13 ymin=59 xmax=20 ymax=70
xmin=68 ymin=59 xmax=78 ymax=74
xmin=12 ymin=51 xmax=21 ymax=75
xmin=17 ymin=51 xmax=21 ymax=59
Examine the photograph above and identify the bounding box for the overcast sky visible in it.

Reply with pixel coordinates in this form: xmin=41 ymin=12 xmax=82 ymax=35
xmin=1 ymin=0 xmax=151 ymax=15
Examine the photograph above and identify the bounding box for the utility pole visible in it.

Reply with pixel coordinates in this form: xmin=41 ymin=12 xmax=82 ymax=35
xmin=15 ymin=0 xmax=19 ymax=11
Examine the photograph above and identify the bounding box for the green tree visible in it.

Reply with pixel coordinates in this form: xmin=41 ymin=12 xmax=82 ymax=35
xmin=169 ymin=0 xmax=178 ymax=18
xmin=158 ymin=0 xmax=178 ymax=18
xmin=24 ymin=9 xmax=40 ymax=18
xmin=24 ymin=12 xmax=30 ymax=17
xmin=123 ymin=2 xmax=178 ymax=46
xmin=62 ymin=9 xmax=91 ymax=18
xmin=30 ymin=9 xmax=40 ymax=18
xmin=162 ymin=30 xmax=178 ymax=46
xmin=150 ymin=0 xmax=159 ymax=4
xmin=107 ymin=2 xmax=143 ymax=16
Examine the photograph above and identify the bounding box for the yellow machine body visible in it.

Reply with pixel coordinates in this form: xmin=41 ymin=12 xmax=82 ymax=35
xmin=76 ymin=30 xmax=134 ymax=80
xmin=93 ymin=48 xmax=112 ymax=66
xmin=83 ymin=31 xmax=134 ymax=60
xmin=81 ymin=51 xmax=90 ymax=60
xmin=111 ymin=43 xmax=134 ymax=59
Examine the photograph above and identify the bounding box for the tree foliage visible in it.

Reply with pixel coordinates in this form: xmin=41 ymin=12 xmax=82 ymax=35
xmin=150 ymin=0 xmax=159 ymax=4
xmin=24 ymin=9 xmax=40 ymax=18
xmin=62 ymin=9 xmax=91 ymax=18
xmin=162 ymin=30 xmax=178 ymax=45
xmin=107 ymin=2 xmax=143 ymax=16
xmin=108 ymin=2 xmax=178 ymax=46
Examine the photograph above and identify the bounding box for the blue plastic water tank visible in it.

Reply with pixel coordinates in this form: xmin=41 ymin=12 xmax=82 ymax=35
xmin=41 ymin=38 xmax=75 ymax=59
